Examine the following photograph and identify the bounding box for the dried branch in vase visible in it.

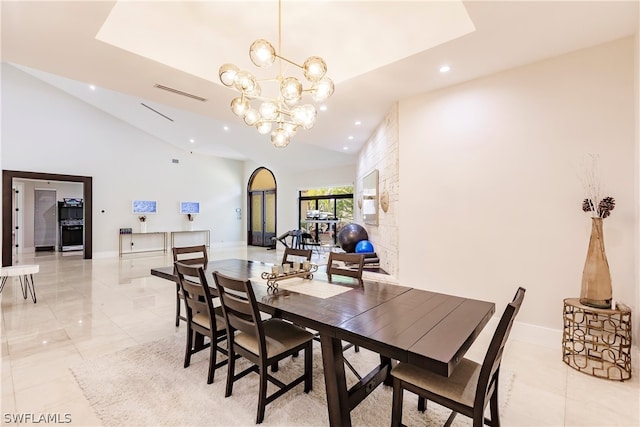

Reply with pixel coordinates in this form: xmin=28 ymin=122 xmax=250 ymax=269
xmin=579 ymin=154 xmax=615 ymax=219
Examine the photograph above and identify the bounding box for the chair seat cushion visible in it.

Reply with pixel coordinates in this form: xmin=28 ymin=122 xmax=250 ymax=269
xmin=391 ymin=358 xmax=481 ymax=408
xmin=192 ymin=312 xmax=226 ymax=332
xmin=235 ymin=319 xmax=314 ymax=358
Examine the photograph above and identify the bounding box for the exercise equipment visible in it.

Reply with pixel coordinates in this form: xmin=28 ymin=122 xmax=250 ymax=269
xmin=337 ymin=223 xmax=369 ymax=253
xmin=355 ymin=240 xmax=374 ymax=253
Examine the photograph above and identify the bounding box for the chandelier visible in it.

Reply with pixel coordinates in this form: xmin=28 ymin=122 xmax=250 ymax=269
xmin=218 ymin=0 xmax=334 ymax=148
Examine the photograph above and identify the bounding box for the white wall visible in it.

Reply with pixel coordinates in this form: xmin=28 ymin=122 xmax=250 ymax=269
xmin=2 ymin=63 xmax=245 ymax=256
xmin=635 ymin=23 xmax=640 ymax=346
xmin=398 ymin=37 xmax=637 ymax=338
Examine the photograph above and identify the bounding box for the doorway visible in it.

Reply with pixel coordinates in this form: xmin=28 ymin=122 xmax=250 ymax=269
xmin=34 ymin=188 xmax=57 ymax=251
xmin=2 ymin=170 xmax=92 ymax=266
xmin=247 ymin=168 xmax=276 ymax=247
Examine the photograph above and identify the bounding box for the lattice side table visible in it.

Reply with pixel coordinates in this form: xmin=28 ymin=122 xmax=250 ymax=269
xmin=562 ymin=298 xmax=631 ymax=381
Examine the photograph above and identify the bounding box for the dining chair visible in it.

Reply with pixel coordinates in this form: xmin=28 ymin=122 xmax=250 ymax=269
xmin=281 ymin=247 xmax=312 ymax=267
xmin=174 ymin=262 xmax=228 ymax=384
xmin=326 ymin=251 xmax=365 ymax=286
xmin=390 ymin=287 xmax=526 ymax=427
xmin=325 ymin=251 xmax=366 ymax=377
xmin=172 ymin=245 xmax=208 ymax=326
xmin=212 ymin=271 xmax=314 ymax=424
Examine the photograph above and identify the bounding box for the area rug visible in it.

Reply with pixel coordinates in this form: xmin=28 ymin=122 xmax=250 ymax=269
xmin=71 ymin=332 xmax=513 ymax=427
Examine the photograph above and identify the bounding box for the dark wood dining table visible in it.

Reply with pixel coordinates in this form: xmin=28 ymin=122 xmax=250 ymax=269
xmin=151 ymin=258 xmax=495 ymax=427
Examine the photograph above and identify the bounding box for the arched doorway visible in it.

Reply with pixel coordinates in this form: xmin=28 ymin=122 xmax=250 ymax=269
xmin=247 ymin=167 xmax=276 ymax=247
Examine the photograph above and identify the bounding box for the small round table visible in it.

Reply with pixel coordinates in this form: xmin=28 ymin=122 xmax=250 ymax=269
xmin=0 ymin=264 xmax=38 ymax=303
xmin=562 ymin=298 xmax=631 ymax=381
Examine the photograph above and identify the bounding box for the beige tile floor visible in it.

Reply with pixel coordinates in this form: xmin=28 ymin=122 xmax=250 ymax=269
xmin=1 ymin=246 xmax=638 ymax=426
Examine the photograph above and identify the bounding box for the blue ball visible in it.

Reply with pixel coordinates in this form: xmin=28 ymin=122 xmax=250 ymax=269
xmin=355 ymin=240 xmax=374 ymax=253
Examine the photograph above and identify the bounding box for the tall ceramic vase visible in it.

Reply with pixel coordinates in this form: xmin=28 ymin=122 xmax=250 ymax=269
xmin=580 ymin=217 xmax=612 ymax=308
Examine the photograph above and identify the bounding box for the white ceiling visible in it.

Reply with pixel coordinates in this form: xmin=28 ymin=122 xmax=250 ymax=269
xmin=2 ymin=1 xmax=638 ymax=173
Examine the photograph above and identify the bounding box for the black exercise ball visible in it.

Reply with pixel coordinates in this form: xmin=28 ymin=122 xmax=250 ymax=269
xmin=337 ymin=223 xmax=369 ymax=253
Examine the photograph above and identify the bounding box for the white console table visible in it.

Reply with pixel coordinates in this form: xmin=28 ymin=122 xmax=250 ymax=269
xmin=118 ymin=229 xmax=211 ymax=257
xmin=119 ymin=232 xmax=167 ymax=257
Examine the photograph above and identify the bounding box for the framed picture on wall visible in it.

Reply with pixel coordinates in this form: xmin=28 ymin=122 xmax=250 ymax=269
xmin=132 ymin=200 xmax=157 ymax=214
xmin=180 ymin=201 xmax=200 ymax=214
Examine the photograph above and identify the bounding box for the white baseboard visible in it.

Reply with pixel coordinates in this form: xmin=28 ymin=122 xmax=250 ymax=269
xmin=479 ymin=317 xmax=562 ymax=350
xmin=510 ymin=320 xmax=563 ymax=350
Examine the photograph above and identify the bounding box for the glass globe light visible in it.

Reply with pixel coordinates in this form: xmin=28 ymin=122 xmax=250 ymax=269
xmin=219 ymin=63 xmax=239 ymax=87
xmin=271 ymin=128 xmax=290 ymax=148
xmin=256 ymin=121 xmax=272 ymax=135
xmin=284 ymin=97 xmax=299 ymax=107
xmin=259 ymin=101 xmax=278 ymax=120
xmin=280 ymin=77 xmax=302 ymax=102
xmin=301 ymin=104 xmax=316 ymax=130
xmin=283 ymin=122 xmax=298 ymax=137
xmin=311 ymin=77 xmax=334 ymax=102
xmin=244 ymin=108 xmax=260 ymax=126
xmin=303 ymin=56 xmax=327 ymax=82
xmin=246 ymin=81 xmax=261 ymax=98
xmin=291 ymin=105 xmax=307 ymax=125
xmin=230 ymin=96 xmax=249 ymax=117
xmin=234 ymin=70 xmax=257 ymax=93
xmin=249 ymin=39 xmax=276 ymax=67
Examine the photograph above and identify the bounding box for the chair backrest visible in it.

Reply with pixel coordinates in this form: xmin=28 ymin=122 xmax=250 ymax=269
xmin=172 ymin=245 xmax=208 ymax=268
xmin=282 ymin=247 xmax=312 ymax=267
xmin=212 ymin=271 xmax=266 ymax=356
xmin=326 ymin=252 xmax=365 ymax=286
xmin=474 ymin=287 xmax=526 ymax=413
xmin=174 ymin=261 xmax=216 ymax=330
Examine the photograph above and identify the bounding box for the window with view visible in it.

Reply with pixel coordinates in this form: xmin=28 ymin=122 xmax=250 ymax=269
xmin=299 ymin=186 xmax=353 ymax=247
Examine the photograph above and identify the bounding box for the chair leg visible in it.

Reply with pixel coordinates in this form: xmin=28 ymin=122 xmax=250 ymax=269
xmin=391 ymin=379 xmax=404 ymax=427
xmin=225 ymin=344 xmax=235 ymax=398
xmin=256 ymin=365 xmax=268 ymax=424
xmin=354 ymin=344 xmax=360 ymax=353
xmin=304 ymin=342 xmax=312 ymax=393
xmin=184 ymin=327 xmax=193 ymax=368
xmin=489 ymin=386 xmax=500 ymax=427
xmin=207 ymin=337 xmax=216 ymax=384
xmin=175 ymin=284 xmax=181 ymax=327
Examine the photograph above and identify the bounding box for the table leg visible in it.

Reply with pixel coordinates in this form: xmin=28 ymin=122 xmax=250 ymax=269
xmin=320 ymin=334 xmax=351 ymax=427
xmin=0 ymin=276 xmax=7 ymax=293
xmin=19 ymin=274 xmax=37 ymax=303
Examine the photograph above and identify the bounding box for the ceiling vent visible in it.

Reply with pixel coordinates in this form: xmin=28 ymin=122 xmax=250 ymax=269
xmin=154 ymin=84 xmax=207 ymax=102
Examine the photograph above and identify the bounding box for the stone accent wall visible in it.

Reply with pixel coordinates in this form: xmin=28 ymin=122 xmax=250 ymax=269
xmin=356 ymin=103 xmax=399 ymax=277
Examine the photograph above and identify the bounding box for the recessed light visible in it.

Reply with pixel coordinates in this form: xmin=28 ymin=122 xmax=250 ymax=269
xmin=343 ymin=147 xmax=349 ymax=150
xmin=439 ymin=65 xmax=451 ymax=73
xmin=189 ymin=139 xmax=195 ymax=143
xmin=89 ymin=85 xmax=96 ymax=91
xmin=223 ymin=126 xmax=229 ymax=131
xmin=355 ymin=121 xmax=361 ymax=126
xmin=348 ymin=136 xmax=354 ymax=140
xmin=320 ymin=105 xmax=327 ymax=112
